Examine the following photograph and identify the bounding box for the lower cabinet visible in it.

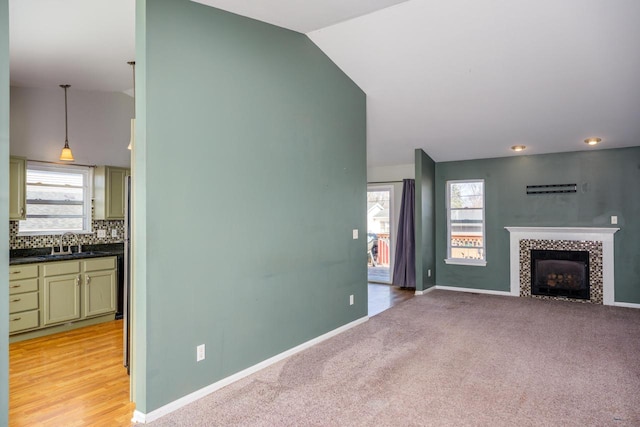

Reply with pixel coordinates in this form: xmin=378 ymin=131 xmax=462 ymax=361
xmin=9 ymin=264 xmax=40 ymax=334
xmin=83 ymin=258 xmax=117 ymax=317
xmin=10 ymin=256 xmax=117 ymax=336
xmin=43 ymin=274 xmax=82 ymax=326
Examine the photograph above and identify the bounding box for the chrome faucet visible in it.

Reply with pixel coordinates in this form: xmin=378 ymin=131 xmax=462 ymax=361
xmin=52 ymin=232 xmax=82 ymax=255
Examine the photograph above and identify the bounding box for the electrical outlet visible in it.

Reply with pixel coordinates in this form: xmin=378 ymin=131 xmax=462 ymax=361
xmin=196 ymin=344 xmax=205 ymax=362
xmin=611 ymin=216 xmax=618 ymax=225
xmin=352 ymin=229 xmax=358 ymax=239
xmin=349 ymin=295 xmax=354 ymax=305
xmin=97 ymin=230 xmax=106 ymax=238
xmin=111 ymin=229 xmax=118 ymax=238
xmin=428 ymin=269 xmax=432 ymax=277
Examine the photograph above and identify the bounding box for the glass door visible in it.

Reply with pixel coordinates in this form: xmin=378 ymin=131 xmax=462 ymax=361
xmin=367 ymin=187 xmax=393 ymax=283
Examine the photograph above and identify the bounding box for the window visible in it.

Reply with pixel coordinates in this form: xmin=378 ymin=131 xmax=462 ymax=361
xmin=18 ymin=162 xmax=92 ymax=235
xmin=446 ymin=179 xmax=486 ymax=266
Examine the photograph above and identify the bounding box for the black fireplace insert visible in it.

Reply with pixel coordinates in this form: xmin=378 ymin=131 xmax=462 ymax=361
xmin=531 ymin=249 xmax=590 ymax=300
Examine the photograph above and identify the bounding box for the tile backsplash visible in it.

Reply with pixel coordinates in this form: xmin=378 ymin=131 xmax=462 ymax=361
xmin=9 ymin=219 xmax=125 ymax=250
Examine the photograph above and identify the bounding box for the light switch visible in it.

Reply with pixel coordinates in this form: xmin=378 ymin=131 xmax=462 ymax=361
xmin=112 ymin=229 xmax=118 ymax=238
xmin=97 ymin=230 xmax=106 ymax=238
xmin=611 ymin=216 xmax=618 ymax=225
xmin=352 ymin=229 xmax=358 ymax=239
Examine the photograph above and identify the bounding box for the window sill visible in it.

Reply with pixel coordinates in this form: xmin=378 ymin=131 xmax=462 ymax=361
xmin=445 ymin=258 xmax=487 ymax=267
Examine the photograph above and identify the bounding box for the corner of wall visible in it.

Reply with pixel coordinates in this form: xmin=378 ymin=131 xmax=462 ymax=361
xmin=1 ymin=0 xmax=10 ymax=422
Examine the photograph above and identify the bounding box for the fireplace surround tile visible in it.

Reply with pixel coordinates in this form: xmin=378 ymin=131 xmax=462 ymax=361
xmin=519 ymin=239 xmax=603 ymax=304
xmin=506 ymin=227 xmax=618 ymax=305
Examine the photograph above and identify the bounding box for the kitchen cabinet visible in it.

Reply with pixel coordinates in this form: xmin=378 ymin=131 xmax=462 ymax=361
xmin=9 ymin=264 xmax=40 ymax=334
xmin=83 ymin=258 xmax=117 ymax=317
xmin=94 ymin=166 xmax=130 ymax=220
xmin=10 ymin=256 xmax=117 ymax=336
xmin=9 ymin=156 xmax=27 ymax=220
xmin=43 ymin=260 xmax=82 ymax=326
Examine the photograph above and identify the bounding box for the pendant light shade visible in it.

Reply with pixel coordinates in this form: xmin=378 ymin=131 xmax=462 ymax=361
xmin=127 ymin=61 xmax=136 ymax=150
xmin=59 ymin=84 xmax=74 ymax=161
xmin=60 ymin=144 xmax=74 ymax=161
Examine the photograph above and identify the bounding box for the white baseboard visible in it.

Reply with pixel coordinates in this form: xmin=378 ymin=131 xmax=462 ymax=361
xmin=132 ymin=315 xmax=369 ymax=424
xmin=613 ymin=301 xmax=640 ymax=309
xmin=432 ymin=286 xmax=640 ymax=309
xmin=415 ymin=286 xmax=436 ymax=296
xmin=434 ymin=285 xmax=513 ymax=297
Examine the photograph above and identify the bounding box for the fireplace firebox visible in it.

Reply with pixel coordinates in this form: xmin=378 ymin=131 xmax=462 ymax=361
xmin=531 ymin=250 xmax=590 ymax=300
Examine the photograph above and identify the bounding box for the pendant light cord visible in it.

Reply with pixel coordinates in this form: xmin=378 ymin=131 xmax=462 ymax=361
xmin=60 ymin=84 xmax=70 ymax=147
xmin=64 ymin=87 xmax=68 ymax=143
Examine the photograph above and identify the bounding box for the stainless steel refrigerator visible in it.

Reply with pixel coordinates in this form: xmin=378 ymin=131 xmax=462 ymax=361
xmin=123 ymin=175 xmax=131 ymax=374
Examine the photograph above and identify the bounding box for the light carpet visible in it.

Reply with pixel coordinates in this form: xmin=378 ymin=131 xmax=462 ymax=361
xmin=147 ymin=290 xmax=640 ymax=426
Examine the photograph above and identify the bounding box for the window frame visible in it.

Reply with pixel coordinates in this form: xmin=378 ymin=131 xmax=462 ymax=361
xmin=445 ymin=179 xmax=487 ymax=266
xmin=18 ymin=161 xmax=93 ymax=236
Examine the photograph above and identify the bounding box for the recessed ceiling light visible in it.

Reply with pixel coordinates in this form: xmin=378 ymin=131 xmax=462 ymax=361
xmin=584 ymin=137 xmax=602 ymax=146
xmin=511 ymin=145 xmax=526 ymax=152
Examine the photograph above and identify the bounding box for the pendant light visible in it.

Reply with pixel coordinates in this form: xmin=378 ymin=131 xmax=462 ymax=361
xmin=127 ymin=61 xmax=136 ymax=150
xmin=59 ymin=84 xmax=75 ymax=161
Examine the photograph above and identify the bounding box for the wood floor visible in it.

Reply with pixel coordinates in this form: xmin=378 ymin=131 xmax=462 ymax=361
xmin=368 ymin=282 xmax=414 ymax=316
xmin=9 ymin=320 xmax=134 ymax=426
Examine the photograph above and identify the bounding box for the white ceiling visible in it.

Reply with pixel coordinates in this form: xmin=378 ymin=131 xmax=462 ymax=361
xmin=191 ymin=0 xmax=408 ymax=33
xmin=9 ymin=0 xmax=640 ymax=164
xmin=308 ymin=0 xmax=640 ymax=163
xmin=9 ymin=0 xmax=135 ymax=92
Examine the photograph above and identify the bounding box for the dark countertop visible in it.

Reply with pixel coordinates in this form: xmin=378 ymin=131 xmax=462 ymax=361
xmin=10 ymin=243 xmax=125 ymax=266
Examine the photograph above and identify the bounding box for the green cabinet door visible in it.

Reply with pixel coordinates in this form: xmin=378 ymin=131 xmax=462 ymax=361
xmin=43 ymin=274 xmax=81 ymax=325
xmin=94 ymin=166 xmax=129 ymax=219
xmin=83 ymin=270 xmax=116 ymax=317
xmin=9 ymin=156 xmax=26 ymax=220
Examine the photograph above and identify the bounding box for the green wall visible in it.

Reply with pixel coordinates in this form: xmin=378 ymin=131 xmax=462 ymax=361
xmin=435 ymin=147 xmax=640 ymax=303
xmin=137 ymin=0 xmax=366 ymax=413
xmin=415 ymin=149 xmax=436 ymax=291
xmin=132 ymin=0 xmax=148 ymax=413
xmin=1 ymin=0 xmax=9 ymax=422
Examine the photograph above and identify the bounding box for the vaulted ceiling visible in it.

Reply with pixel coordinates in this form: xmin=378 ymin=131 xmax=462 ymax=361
xmin=9 ymin=0 xmax=640 ymax=164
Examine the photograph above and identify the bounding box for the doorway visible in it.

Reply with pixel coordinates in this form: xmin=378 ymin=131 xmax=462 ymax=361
xmin=367 ymin=186 xmax=393 ymax=283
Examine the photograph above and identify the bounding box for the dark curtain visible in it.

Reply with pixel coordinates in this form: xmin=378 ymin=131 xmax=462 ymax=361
xmin=392 ymin=179 xmax=416 ymax=289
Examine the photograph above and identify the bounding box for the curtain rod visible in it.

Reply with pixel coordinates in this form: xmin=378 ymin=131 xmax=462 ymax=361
xmin=28 ymin=159 xmax=97 ymax=168
xmin=368 ymin=180 xmax=404 ymax=184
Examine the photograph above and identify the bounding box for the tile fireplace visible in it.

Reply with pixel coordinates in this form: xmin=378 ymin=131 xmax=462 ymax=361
xmin=505 ymin=227 xmax=618 ymax=305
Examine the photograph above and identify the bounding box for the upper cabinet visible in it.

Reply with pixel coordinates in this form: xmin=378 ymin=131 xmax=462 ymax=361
xmin=94 ymin=166 xmax=130 ymax=220
xmin=9 ymin=156 xmax=27 ymax=220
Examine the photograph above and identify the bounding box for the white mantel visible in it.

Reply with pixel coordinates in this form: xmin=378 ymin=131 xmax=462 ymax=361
xmin=505 ymin=226 xmax=619 ymax=305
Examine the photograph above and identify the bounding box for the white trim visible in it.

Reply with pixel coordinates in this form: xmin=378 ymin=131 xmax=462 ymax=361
xmin=444 ymin=258 xmax=487 ymax=267
xmin=366 ymin=184 xmax=395 ymax=283
xmin=613 ymin=302 xmax=640 ymax=309
xmin=20 ymin=162 xmax=93 ymax=234
xmin=505 ymin=226 xmax=619 ymax=304
xmin=435 ymin=285 xmax=512 ymax=297
xmin=446 ymin=179 xmax=486 ymax=264
xmin=425 ymin=287 xmax=639 ymax=309
xmin=504 ymin=227 xmax=619 ymax=235
xmin=414 ymin=286 xmax=437 ymax=296
xmin=131 ymin=316 xmax=369 ymax=424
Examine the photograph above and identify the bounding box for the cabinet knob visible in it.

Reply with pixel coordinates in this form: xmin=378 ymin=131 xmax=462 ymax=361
xmin=10 ymin=271 xmax=20 ymax=275
xmin=11 ymin=298 xmax=21 ymax=302
xmin=10 ymin=284 xmax=21 ymax=287
xmin=76 ymin=274 xmax=81 ymax=286
xmin=20 ymin=207 xmax=25 ymax=217
xmin=86 ymin=275 xmax=91 ymax=285
xmin=11 ymin=317 xmax=21 ymax=322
